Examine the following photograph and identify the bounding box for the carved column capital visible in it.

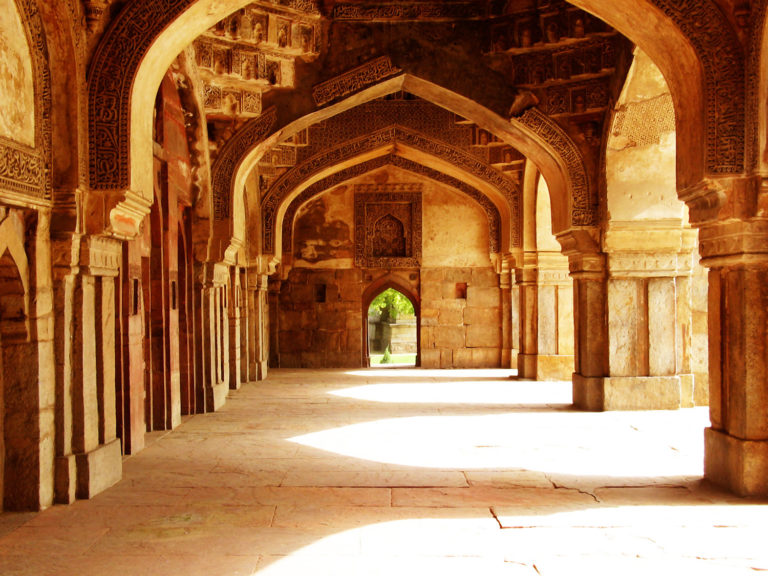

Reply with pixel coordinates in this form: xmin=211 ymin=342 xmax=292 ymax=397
xmin=698 ymin=220 xmax=768 ymax=267
xmin=79 ymin=235 xmax=122 ymax=277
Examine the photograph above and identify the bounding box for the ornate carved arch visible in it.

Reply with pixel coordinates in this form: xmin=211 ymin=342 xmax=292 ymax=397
xmin=281 ymin=154 xmax=504 ymax=257
xmin=87 ymin=0 xmax=195 ymax=190
xmin=0 ymin=0 xmax=52 ymax=203
xmin=646 ymin=0 xmax=744 ymax=174
xmin=514 ymin=108 xmax=592 ymax=226
xmin=261 ymin=126 xmax=521 ymax=253
xmin=210 ymin=107 xmax=277 ymax=221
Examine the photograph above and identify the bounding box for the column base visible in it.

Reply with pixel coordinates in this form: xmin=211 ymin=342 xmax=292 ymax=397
xmin=75 ymin=439 xmax=122 ymax=500
xmin=705 ymin=427 xmax=768 ymax=497
xmin=518 ymin=354 xmax=574 ymax=380
xmin=54 ymin=454 xmax=77 ymax=505
xmin=573 ymin=374 xmax=686 ymax=411
xmin=257 ymin=360 xmax=269 ymax=381
xmin=205 ymin=381 xmax=229 ymax=412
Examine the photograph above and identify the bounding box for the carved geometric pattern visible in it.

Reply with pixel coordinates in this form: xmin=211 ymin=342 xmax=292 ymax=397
xmin=261 ymin=126 xmax=519 ymax=250
xmin=354 ymin=187 xmax=422 ymax=268
xmin=515 ymin=107 xmax=593 ymax=226
xmin=88 ymin=0 xmax=195 ymax=190
xmin=332 ymin=3 xmax=487 ymax=20
xmin=0 ymin=0 xmax=52 ymax=200
xmin=611 ymin=93 xmax=675 ymax=148
xmin=748 ymin=0 xmax=768 ymax=171
xmin=312 ymin=56 xmax=401 ymax=106
xmin=211 ymin=107 xmax=277 ymax=220
xmin=647 ymin=0 xmax=745 ymax=174
xmin=280 ymin=153 xmax=503 ymax=257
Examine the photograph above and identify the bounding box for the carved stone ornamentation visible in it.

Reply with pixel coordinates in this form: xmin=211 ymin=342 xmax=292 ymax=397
xmin=261 ymin=126 xmax=520 ymax=252
xmin=0 ymin=0 xmax=52 ymax=202
xmin=312 ymin=57 xmax=401 ymax=107
xmin=354 ymin=186 xmax=422 ymax=268
xmin=211 ymin=107 xmax=277 ymax=220
xmin=747 ymin=0 xmax=768 ymax=171
xmin=647 ymin=0 xmax=745 ymax=174
xmin=515 ymin=107 xmax=593 ymax=226
xmin=331 ymin=3 xmax=487 ymax=20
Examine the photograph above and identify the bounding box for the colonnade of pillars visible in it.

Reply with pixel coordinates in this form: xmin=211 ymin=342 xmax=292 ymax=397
xmin=49 ymin=232 xmax=272 ymax=504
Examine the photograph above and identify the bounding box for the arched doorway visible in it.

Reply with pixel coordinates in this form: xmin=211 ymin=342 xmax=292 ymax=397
xmin=366 ymin=288 xmax=418 ymax=367
xmin=362 ymin=278 xmax=420 ymax=368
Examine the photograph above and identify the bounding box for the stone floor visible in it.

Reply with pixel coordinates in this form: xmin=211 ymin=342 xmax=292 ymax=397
xmin=1 ymin=368 xmax=767 ymax=575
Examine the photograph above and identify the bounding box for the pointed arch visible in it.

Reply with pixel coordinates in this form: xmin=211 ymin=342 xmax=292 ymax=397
xmin=361 ymin=275 xmax=421 ymax=367
xmin=281 ymin=154 xmax=504 ymax=259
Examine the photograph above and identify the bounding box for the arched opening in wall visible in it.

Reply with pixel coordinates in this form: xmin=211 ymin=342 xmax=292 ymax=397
xmin=362 ymin=280 xmax=420 ymax=368
xmin=0 ymin=248 xmax=30 ymax=511
xmin=366 ymin=288 xmax=417 ymax=367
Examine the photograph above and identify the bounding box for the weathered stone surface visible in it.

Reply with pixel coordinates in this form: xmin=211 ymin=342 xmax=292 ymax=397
xmin=466 ymin=324 xmax=501 ymax=348
xmin=435 ymin=326 xmax=465 ymax=349
xmin=466 ymin=286 xmax=500 ymax=308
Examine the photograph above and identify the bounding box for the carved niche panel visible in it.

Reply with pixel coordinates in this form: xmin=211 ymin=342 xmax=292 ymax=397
xmin=0 ymin=0 xmax=51 ymax=201
xmin=354 ymin=184 xmax=422 ymax=268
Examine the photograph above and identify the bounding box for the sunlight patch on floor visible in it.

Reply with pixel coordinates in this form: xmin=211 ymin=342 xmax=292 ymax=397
xmin=289 ymin=409 xmax=710 ymax=476
xmin=329 ymin=380 xmax=571 ymax=404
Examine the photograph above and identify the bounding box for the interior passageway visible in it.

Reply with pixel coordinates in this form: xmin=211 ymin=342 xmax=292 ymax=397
xmin=0 ymin=369 xmax=764 ymax=575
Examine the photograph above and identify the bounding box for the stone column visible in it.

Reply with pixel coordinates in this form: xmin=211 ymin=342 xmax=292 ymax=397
xmin=698 ymin=217 xmax=768 ymax=496
xmin=562 ymin=227 xmax=698 ymax=411
xmin=517 ymin=252 xmax=574 ymax=380
xmin=238 ymin=268 xmax=250 ymax=384
xmin=195 ymin=262 xmax=230 ymax=412
xmin=255 ymin=274 xmax=270 ymax=379
xmin=600 ymin=225 xmax=697 ymax=410
xmin=499 ymin=257 xmax=513 ymax=369
xmin=2 ymin=209 xmax=55 ymax=510
xmin=559 ymin=230 xmax=609 ymax=410
xmin=71 ymin=236 xmax=122 ymax=500
xmin=228 ymin=267 xmax=242 ymax=390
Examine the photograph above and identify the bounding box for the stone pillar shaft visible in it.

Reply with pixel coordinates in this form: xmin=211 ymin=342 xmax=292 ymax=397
xmin=704 ymin=262 xmax=768 ymax=495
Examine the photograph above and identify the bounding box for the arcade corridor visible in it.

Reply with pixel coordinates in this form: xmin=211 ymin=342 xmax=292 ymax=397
xmin=0 ymin=369 xmax=764 ymax=575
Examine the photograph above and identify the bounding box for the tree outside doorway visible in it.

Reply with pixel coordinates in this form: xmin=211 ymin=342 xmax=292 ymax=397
xmin=367 ymin=288 xmax=417 ymax=366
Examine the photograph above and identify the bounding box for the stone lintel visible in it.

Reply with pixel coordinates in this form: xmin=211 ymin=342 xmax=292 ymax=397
xmin=75 ymin=439 xmax=122 ymax=500
xmin=705 ymin=427 xmax=768 ymax=497
xmin=573 ymin=374 xmax=684 ymax=411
